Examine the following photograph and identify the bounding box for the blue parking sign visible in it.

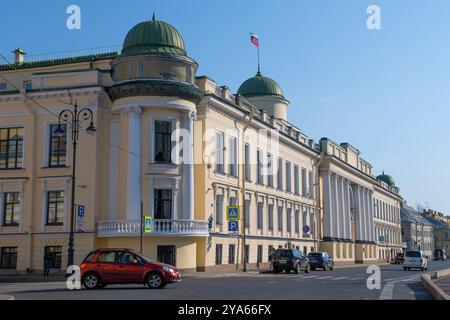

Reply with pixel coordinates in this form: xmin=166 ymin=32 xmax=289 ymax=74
xmin=228 ymin=220 xmax=239 ymax=232
xmin=144 ymin=216 xmax=153 ymax=233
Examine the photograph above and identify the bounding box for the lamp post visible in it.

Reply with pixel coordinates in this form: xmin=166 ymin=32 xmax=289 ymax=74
xmin=55 ymin=102 xmax=96 ymax=268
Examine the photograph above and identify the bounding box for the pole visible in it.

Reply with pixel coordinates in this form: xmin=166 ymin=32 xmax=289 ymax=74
xmin=140 ymin=201 xmax=143 ymax=253
xmin=257 ymin=45 xmax=260 ymax=74
xmin=67 ymin=104 xmax=78 ymax=268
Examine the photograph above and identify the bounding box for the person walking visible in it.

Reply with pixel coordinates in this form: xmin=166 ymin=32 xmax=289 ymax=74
xmin=43 ymin=252 xmax=52 ymax=277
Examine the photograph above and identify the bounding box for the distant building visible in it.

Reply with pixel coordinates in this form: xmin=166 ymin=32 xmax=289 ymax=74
xmin=401 ymin=205 xmax=434 ymax=258
xmin=422 ymin=210 xmax=450 ymax=256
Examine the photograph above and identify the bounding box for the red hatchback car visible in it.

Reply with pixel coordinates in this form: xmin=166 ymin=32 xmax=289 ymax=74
xmin=80 ymin=248 xmax=180 ymax=289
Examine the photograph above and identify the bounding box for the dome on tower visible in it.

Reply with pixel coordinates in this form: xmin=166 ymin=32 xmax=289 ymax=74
xmin=377 ymin=172 xmax=395 ymax=187
xmin=237 ymin=71 xmax=284 ymax=99
xmin=122 ymin=14 xmax=186 ymax=56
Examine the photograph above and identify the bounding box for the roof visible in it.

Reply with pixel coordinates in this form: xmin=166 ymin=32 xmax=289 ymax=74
xmin=122 ymin=15 xmax=186 ymax=57
xmin=237 ymin=71 xmax=285 ymax=99
xmin=401 ymin=206 xmax=433 ymax=225
xmin=0 ymin=52 xmax=118 ymax=71
xmin=377 ymin=172 xmax=395 ymax=187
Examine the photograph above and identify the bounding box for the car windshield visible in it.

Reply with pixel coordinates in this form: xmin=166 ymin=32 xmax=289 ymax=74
xmin=405 ymin=251 xmax=421 ymax=258
xmin=396 ymin=253 xmax=403 ymax=257
xmin=275 ymin=250 xmax=293 ymax=258
xmin=308 ymin=253 xmax=322 ymax=257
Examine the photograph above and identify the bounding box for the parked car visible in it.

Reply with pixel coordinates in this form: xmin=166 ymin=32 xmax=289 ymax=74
xmin=272 ymin=249 xmax=311 ymax=274
xmin=434 ymin=249 xmax=447 ymax=261
xmin=80 ymin=248 xmax=181 ymax=289
xmin=403 ymin=250 xmax=428 ymax=271
xmin=307 ymin=252 xmax=334 ymax=271
xmin=393 ymin=252 xmax=405 ymax=264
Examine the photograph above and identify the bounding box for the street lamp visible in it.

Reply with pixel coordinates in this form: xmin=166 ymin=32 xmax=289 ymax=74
xmin=56 ymin=102 xmax=96 ymax=269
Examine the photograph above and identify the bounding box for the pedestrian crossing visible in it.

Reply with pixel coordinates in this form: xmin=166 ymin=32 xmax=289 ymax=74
xmin=263 ymin=273 xmax=369 ymax=282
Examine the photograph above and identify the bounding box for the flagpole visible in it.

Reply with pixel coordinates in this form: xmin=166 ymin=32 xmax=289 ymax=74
xmin=257 ymin=44 xmax=260 ymax=74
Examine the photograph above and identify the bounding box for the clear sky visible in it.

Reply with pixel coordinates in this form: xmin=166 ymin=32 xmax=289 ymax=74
xmin=1 ymin=0 xmax=449 ymax=213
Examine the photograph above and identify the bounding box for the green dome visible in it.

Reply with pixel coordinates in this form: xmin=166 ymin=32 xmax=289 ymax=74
xmin=122 ymin=15 xmax=186 ymax=56
xmin=377 ymin=172 xmax=395 ymax=186
xmin=237 ymin=72 xmax=284 ymax=99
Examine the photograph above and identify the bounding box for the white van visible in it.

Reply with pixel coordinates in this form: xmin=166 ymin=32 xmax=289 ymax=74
xmin=403 ymin=250 xmax=428 ymax=271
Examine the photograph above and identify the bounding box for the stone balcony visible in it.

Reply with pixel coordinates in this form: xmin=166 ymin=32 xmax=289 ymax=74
xmin=97 ymin=219 xmax=209 ymax=237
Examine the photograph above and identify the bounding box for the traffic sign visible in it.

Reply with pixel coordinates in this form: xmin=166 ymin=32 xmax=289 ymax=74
xmin=144 ymin=216 xmax=153 ymax=233
xmin=303 ymin=225 xmax=310 ymax=234
xmin=227 ymin=206 xmax=240 ymax=221
xmin=228 ymin=220 xmax=239 ymax=232
xmin=77 ymin=205 xmax=85 ymax=232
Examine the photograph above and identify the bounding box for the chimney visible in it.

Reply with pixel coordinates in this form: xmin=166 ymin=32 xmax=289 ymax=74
xmin=13 ymin=48 xmax=26 ymax=65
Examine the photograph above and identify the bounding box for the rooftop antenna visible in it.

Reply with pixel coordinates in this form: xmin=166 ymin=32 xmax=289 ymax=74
xmin=152 ymin=12 xmax=156 ymax=21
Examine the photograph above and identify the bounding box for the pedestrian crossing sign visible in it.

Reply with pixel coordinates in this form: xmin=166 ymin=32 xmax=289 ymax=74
xmin=144 ymin=216 xmax=153 ymax=233
xmin=227 ymin=206 xmax=240 ymax=221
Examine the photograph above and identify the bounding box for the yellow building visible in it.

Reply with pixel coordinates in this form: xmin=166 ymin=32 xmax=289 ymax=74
xmin=0 ymin=16 xmax=402 ymax=272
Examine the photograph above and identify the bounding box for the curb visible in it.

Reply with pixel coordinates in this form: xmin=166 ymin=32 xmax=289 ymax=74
xmin=0 ymin=294 xmax=14 ymax=300
xmin=420 ymin=269 xmax=450 ymax=300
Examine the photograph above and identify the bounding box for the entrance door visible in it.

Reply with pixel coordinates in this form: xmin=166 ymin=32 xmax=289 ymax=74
xmin=157 ymin=245 xmax=176 ymax=267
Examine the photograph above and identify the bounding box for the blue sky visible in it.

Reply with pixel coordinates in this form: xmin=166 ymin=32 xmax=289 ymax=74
xmin=1 ymin=1 xmax=449 ymax=213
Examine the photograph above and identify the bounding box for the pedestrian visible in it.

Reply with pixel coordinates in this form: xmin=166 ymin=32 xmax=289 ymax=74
xmin=43 ymin=252 xmax=52 ymax=277
xmin=269 ymin=248 xmax=275 ymax=270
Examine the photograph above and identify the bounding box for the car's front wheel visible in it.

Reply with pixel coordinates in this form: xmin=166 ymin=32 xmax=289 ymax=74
xmin=305 ymin=264 xmax=311 ymax=274
xmin=146 ymin=272 xmax=166 ymax=289
xmin=83 ymin=273 xmax=100 ymax=289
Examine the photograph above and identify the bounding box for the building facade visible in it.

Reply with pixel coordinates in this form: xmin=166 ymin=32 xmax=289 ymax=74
xmin=422 ymin=209 xmax=450 ymax=256
xmin=0 ymin=15 xmax=405 ymax=272
xmin=401 ymin=205 xmax=434 ymax=258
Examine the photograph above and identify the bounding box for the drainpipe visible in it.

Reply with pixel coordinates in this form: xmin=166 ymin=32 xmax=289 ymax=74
xmin=237 ymin=95 xmax=255 ymax=272
xmin=312 ymin=152 xmax=324 ymax=252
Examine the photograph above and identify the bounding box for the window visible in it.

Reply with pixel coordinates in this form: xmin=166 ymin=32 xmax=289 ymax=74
xmin=23 ymin=81 xmax=32 ymax=91
xmin=277 ymin=158 xmax=283 ymax=190
xmin=268 ymin=245 xmax=274 ymax=262
xmin=295 ymin=209 xmax=300 ymax=233
xmin=302 ymin=207 xmax=308 ymax=233
xmin=0 ymin=247 xmax=17 ymax=269
xmin=48 ymin=124 xmax=67 ymax=167
xmin=257 ymin=149 xmax=264 ymax=184
xmin=44 ymin=246 xmax=62 ymax=269
xmin=244 ymin=245 xmax=250 ymax=263
xmin=244 ymin=143 xmax=251 ymax=181
xmin=287 ymin=208 xmax=292 ymax=233
xmin=98 ymin=251 xmax=116 ymax=263
xmin=244 ymin=199 xmax=250 ymax=228
xmin=267 ymin=153 xmax=274 ymax=187
xmin=229 ymin=196 xmax=237 ymax=207
xmin=303 ymin=246 xmax=308 ymax=255
xmin=257 ymin=202 xmax=263 ymax=230
xmin=0 ymin=83 xmax=6 ymax=90
xmin=228 ymin=137 xmax=237 ymax=177
xmin=215 ymin=131 xmax=225 ymax=173
xmin=0 ymin=127 xmax=24 ymax=169
xmin=215 ymin=244 xmax=223 ymax=265
xmin=157 ymin=245 xmax=176 ymax=266
xmin=278 ymin=206 xmax=283 ymax=231
xmin=154 ymin=121 xmax=172 ymax=163
xmin=301 ymin=168 xmax=307 ymax=196
xmin=154 ymin=190 xmax=172 ymax=219
xmin=268 ymin=204 xmax=274 ymax=231
xmin=215 ymin=193 xmax=224 ymax=225
xmin=308 ymin=171 xmax=314 ymax=198
xmin=257 ymin=245 xmax=263 ymax=264
xmin=228 ymin=244 xmax=235 ymax=264
xmin=2 ymin=192 xmax=20 ymax=226
xmin=294 ymin=165 xmax=299 ymax=194
xmin=46 ymin=191 xmax=64 ymax=225
xmin=310 ymin=208 xmax=315 ymax=235
xmin=286 ymin=161 xmax=292 ymax=193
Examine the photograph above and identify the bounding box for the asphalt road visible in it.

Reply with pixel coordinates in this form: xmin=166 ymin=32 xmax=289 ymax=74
xmin=2 ymin=260 xmax=450 ymax=300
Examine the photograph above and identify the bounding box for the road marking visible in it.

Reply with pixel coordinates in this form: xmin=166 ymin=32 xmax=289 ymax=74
xmin=302 ymin=275 xmax=318 ymax=279
xmin=350 ymin=277 xmax=364 ymax=281
xmin=0 ymin=295 xmax=14 ymax=300
xmin=379 ymin=282 xmax=395 ymax=300
xmin=317 ymin=276 xmax=333 ymax=280
xmin=332 ymin=277 xmax=348 ymax=280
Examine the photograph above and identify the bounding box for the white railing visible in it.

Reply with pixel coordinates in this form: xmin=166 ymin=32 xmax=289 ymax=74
xmin=97 ymin=219 xmax=209 ymax=237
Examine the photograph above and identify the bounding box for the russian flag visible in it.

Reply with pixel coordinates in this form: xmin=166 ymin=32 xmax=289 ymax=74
xmin=250 ymin=33 xmax=259 ymax=48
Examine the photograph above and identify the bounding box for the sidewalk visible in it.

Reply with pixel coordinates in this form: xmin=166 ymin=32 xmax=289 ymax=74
xmin=434 ymin=275 xmax=450 ymax=297
xmin=0 ymin=273 xmax=66 ymax=283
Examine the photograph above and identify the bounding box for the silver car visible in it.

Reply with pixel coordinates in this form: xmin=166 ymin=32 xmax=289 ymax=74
xmin=403 ymin=250 xmax=428 ymax=271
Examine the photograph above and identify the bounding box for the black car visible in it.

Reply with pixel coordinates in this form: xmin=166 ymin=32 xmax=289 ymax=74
xmin=272 ymin=249 xmax=310 ymax=274
xmin=393 ymin=252 xmax=405 ymax=264
xmin=307 ymin=252 xmax=334 ymax=271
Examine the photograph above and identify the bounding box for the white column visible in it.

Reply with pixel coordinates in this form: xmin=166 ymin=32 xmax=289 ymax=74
xmin=344 ymin=180 xmax=351 ymax=240
xmin=338 ymin=176 xmax=346 ymax=240
xmin=331 ymin=174 xmax=339 ymax=238
xmin=323 ymin=172 xmax=333 ymax=238
xmin=108 ymin=114 xmax=120 ymax=220
xmin=361 ymin=188 xmax=368 ymax=241
xmin=354 ymin=186 xmax=363 ymax=241
xmin=181 ymin=111 xmax=195 ymax=220
xmin=125 ymin=106 xmax=142 ymax=221
xmin=368 ymin=191 xmax=374 ymax=242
